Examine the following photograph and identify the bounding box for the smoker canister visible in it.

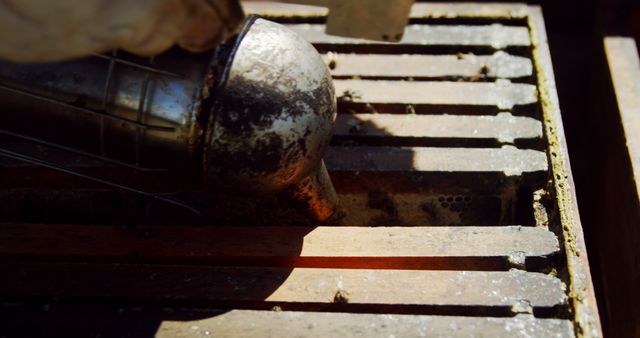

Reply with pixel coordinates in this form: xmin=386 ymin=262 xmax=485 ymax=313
xmin=0 ymin=16 xmax=339 ymax=222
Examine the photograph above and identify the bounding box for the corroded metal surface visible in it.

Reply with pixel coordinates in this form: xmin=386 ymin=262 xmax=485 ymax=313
xmin=207 ymin=18 xmax=336 ymax=195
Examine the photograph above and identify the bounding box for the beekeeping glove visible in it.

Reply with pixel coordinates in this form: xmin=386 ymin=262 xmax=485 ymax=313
xmin=0 ymin=0 xmax=244 ymax=62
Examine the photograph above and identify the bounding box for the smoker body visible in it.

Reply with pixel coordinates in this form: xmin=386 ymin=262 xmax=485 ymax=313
xmin=0 ymin=17 xmax=338 ymax=222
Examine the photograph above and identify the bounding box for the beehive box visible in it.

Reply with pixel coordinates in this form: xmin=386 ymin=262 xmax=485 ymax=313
xmin=0 ymin=2 xmax=601 ymax=337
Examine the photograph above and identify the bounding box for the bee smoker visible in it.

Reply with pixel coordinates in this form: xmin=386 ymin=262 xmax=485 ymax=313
xmin=0 ymin=16 xmax=339 ymax=222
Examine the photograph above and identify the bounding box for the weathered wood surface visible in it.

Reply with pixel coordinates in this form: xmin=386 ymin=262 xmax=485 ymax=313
xmin=605 ymin=37 xmax=640 ymax=199
xmin=0 ymin=304 xmax=575 ymax=338
xmin=243 ymin=2 xmax=530 ymax=20
xmin=286 ymin=24 xmax=531 ymax=48
xmin=323 ymin=52 xmax=533 ymax=79
xmin=525 ymin=7 xmax=602 ymax=336
xmin=157 ymin=311 xmax=575 ymax=338
xmin=325 ymin=145 xmax=547 ymax=195
xmin=0 ymin=224 xmax=558 ymax=269
xmin=1 ymin=263 xmax=566 ymax=309
xmin=326 ymin=145 xmax=547 ymax=176
xmin=592 ymin=37 xmax=640 ymax=338
xmin=334 ymin=112 xmax=542 ymax=143
xmin=334 ymin=80 xmax=537 ymax=110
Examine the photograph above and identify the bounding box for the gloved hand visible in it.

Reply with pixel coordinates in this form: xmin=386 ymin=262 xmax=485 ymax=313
xmin=0 ymin=0 xmax=244 ymax=63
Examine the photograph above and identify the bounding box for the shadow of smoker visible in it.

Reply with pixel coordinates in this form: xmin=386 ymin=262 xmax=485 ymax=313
xmin=0 ymin=109 xmax=412 ymax=338
xmin=0 ymin=224 xmax=316 ymax=337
